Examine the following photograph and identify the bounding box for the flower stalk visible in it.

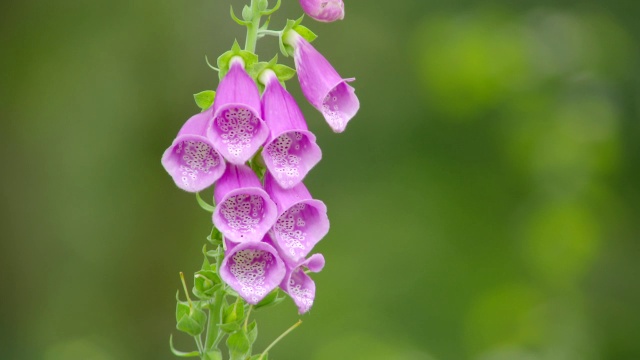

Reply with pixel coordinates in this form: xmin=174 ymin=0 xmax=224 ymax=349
xmin=165 ymin=0 xmax=358 ymax=358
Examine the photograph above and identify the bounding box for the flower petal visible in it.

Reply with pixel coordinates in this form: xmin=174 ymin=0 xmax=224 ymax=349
xmin=220 ymin=239 xmax=286 ymax=304
xmin=208 ymin=59 xmax=269 ymax=164
xmin=264 ymin=174 xmax=329 ymax=264
xmin=288 ymin=33 xmax=360 ymax=133
xmin=213 ymin=165 xmax=278 ymax=243
xmin=161 ymin=111 xmax=226 ymax=192
xmin=261 ymin=72 xmax=322 ymax=188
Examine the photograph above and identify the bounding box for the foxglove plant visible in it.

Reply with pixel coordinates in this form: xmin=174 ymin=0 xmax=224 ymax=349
xmin=163 ymin=0 xmax=358 ymax=359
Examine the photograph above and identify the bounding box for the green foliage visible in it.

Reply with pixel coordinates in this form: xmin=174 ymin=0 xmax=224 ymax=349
xmin=193 ymin=91 xmax=215 ymax=112
xmin=227 ymin=330 xmax=251 ymax=360
xmin=176 ymin=305 xmax=207 ymax=337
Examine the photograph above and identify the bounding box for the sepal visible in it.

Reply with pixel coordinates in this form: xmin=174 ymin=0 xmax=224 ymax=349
xmin=204 ymin=350 xmax=223 ymax=360
xmin=217 ymin=40 xmax=259 ymax=79
xmin=194 ymin=90 xmax=216 ymax=112
xmin=279 ymin=16 xmax=307 ymax=57
xmin=227 ymin=330 xmax=251 ymax=360
xmin=252 ymin=55 xmax=296 ymax=91
xmin=176 ymin=303 xmax=207 ymax=336
xmin=193 ymin=270 xmax=221 ymax=299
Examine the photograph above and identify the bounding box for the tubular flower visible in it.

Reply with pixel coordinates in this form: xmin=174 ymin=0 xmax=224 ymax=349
xmin=260 ymin=70 xmax=322 ymax=189
xmin=208 ymin=57 xmax=269 ymax=164
xmin=220 ymin=237 xmax=286 ymax=304
xmin=299 ymin=0 xmax=344 ymax=23
xmin=161 ymin=111 xmax=226 ymax=192
xmin=264 ymin=173 xmax=329 ymax=264
xmin=285 ymin=31 xmax=359 ymax=133
xmin=213 ymin=164 xmax=278 ymax=243
xmin=280 ymin=253 xmax=325 ymax=314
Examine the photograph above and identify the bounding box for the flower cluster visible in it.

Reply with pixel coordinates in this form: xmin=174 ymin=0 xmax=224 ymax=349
xmin=163 ymin=21 xmax=358 ymax=315
xmin=166 ymin=1 xmax=358 ymax=358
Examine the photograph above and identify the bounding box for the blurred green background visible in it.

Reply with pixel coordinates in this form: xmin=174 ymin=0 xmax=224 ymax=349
xmin=1 ymin=0 xmax=639 ymax=359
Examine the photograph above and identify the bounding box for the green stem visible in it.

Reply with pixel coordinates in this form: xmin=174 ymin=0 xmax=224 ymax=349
xmin=179 ymin=272 xmax=194 ymax=308
xmin=194 ymin=335 xmax=204 ymax=356
xmin=244 ymin=0 xmax=261 ymax=53
xmin=259 ymin=320 xmax=302 ymax=360
xmin=244 ymin=305 xmax=253 ymax=331
xmin=258 ymin=29 xmax=281 ymax=37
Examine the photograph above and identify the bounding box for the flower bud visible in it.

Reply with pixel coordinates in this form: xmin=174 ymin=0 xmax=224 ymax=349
xmin=299 ymin=0 xmax=345 ymax=23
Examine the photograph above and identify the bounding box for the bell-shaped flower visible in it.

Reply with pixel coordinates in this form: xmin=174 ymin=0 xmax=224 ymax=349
xmin=284 ymin=31 xmax=359 ymax=133
xmin=161 ymin=111 xmax=226 ymax=192
xmin=260 ymin=69 xmax=322 ymax=189
xmin=213 ymin=164 xmax=278 ymax=243
xmin=264 ymin=174 xmax=329 ymax=264
xmin=280 ymin=253 xmax=325 ymax=314
xmin=299 ymin=0 xmax=344 ymax=23
xmin=208 ymin=57 xmax=269 ymax=164
xmin=220 ymin=236 xmax=286 ymax=304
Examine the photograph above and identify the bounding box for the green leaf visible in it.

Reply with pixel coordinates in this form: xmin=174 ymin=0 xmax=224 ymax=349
xmin=227 ymin=330 xmax=251 ymax=360
xmin=204 ymin=350 xmax=223 ymax=360
xmin=176 ymin=306 xmax=207 ymax=336
xmin=207 ymin=226 xmax=223 ymax=246
xmin=254 ymin=289 xmax=285 ymax=311
xmin=193 ymin=270 xmax=221 ymax=300
xmin=293 ymin=25 xmax=317 ymax=43
xmin=248 ymin=148 xmax=267 ymax=178
xmin=223 ymin=299 xmax=245 ymax=324
xmin=257 ymin=0 xmax=268 ymax=12
xmin=247 ymin=320 xmax=258 ymax=345
xmin=193 ymin=91 xmax=215 ymax=112
xmin=250 ymin=354 xmax=268 ymax=360
xmin=220 ymin=321 xmax=241 ymax=333
xmin=176 ymin=302 xmax=190 ymax=323
xmin=169 ymin=334 xmax=200 ymax=357
xmin=196 ymin=192 xmax=215 ymax=213
xmin=230 ymin=6 xmax=251 ymax=26
xmin=242 ymin=5 xmax=252 ymax=21
xmin=261 ymin=0 xmax=280 ymax=16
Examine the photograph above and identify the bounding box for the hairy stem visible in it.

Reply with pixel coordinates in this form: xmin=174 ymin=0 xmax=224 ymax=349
xmin=244 ymin=0 xmax=261 ymax=53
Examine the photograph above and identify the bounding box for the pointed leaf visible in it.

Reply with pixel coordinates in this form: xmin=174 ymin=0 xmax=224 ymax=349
xmin=247 ymin=320 xmax=258 ymax=345
xmin=227 ymin=330 xmax=251 ymax=360
xmin=204 ymin=350 xmax=223 ymax=360
xmin=196 ymin=192 xmax=215 ymax=213
xmin=193 ymin=91 xmax=216 ymax=112
xmin=169 ymin=334 xmax=200 ymax=357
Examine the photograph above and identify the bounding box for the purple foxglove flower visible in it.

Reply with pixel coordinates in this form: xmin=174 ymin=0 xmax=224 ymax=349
xmin=264 ymin=174 xmax=329 ymax=264
xmin=208 ymin=57 xmax=269 ymax=164
xmin=213 ymin=164 xmax=278 ymax=243
xmin=280 ymin=253 xmax=325 ymax=314
xmin=299 ymin=0 xmax=345 ymax=23
xmin=161 ymin=111 xmax=226 ymax=192
xmin=220 ymin=237 xmax=286 ymax=304
xmin=285 ymin=31 xmax=359 ymax=133
xmin=260 ymin=70 xmax=322 ymax=189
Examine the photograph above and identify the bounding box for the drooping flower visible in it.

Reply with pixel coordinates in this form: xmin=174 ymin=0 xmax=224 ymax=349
xmin=264 ymin=173 xmax=329 ymax=264
xmin=260 ymin=69 xmax=322 ymax=189
xmin=284 ymin=31 xmax=359 ymax=133
xmin=208 ymin=57 xmax=269 ymax=164
xmin=161 ymin=111 xmax=226 ymax=192
xmin=299 ymin=0 xmax=345 ymax=23
xmin=280 ymin=253 xmax=325 ymax=314
xmin=220 ymin=236 xmax=286 ymax=304
xmin=213 ymin=164 xmax=278 ymax=243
